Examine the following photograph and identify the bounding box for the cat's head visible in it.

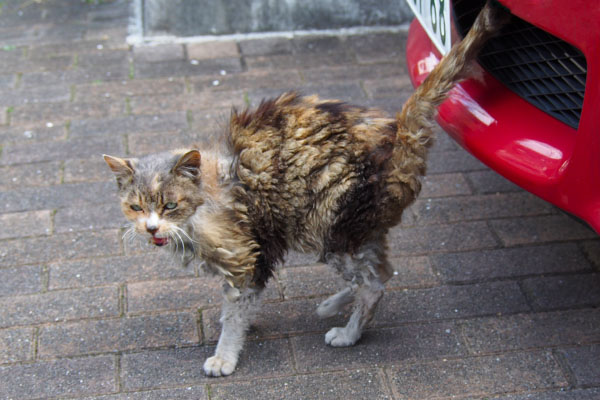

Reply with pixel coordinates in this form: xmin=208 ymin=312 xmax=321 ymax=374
xmin=103 ymin=149 xmax=204 ymax=247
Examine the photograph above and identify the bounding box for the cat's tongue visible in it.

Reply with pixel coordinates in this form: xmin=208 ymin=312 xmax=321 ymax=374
xmin=151 ymin=236 xmax=169 ymax=246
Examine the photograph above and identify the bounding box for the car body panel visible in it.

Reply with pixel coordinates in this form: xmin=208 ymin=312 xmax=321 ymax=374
xmin=405 ymin=1 xmax=600 ymax=231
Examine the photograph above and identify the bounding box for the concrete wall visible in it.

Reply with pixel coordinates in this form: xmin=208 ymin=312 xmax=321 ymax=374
xmin=142 ymin=0 xmax=413 ymax=37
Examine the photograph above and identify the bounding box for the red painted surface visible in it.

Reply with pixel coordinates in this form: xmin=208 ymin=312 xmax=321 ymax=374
xmin=405 ymin=1 xmax=600 ymax=232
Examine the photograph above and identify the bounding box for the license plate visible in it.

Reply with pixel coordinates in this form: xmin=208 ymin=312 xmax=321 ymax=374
xmin=406 ymin=0 xmax=452 ymax=54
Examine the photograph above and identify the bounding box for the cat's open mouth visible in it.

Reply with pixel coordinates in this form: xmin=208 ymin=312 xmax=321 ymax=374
xmin=151 ymin=236 xmax=169 ymax=246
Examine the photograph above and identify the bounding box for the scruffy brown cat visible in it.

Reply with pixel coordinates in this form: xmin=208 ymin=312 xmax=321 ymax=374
xmin=104 ymin=2 xmax=508 ymax=377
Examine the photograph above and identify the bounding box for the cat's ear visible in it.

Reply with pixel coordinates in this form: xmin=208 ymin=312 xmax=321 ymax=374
xmin=172 ymin=150 xmax=201 ymax=180
xmin=103 ymin=154 xmax=135 ymax=188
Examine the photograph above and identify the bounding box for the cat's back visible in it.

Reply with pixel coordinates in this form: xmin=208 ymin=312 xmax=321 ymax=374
xmin=227 ymin=92 xmax=401 ymax=252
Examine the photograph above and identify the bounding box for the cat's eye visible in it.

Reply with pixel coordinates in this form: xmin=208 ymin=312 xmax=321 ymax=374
xmin=164 ymin=202 xmax=178 ymax=210
xmin=130 ymin=204 xmax=142 ymax=212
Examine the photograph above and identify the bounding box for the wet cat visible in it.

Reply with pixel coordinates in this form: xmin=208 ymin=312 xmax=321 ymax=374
xmin=104 ymin=1 xmax=508 ymax=377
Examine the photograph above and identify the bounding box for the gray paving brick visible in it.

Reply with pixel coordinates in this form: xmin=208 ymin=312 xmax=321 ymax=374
xmin=0 ymin=134 xmax=124 ymax=165
xmin=192 ymin=69 xmax=303 ymax=93
xmin=520 ymin=274 xmax=600 ymax=311
xmin=0 ymin=84 xmax=71 ymax=107
xmin=81 ymin=386 xmax=208 ymax=400
xmin=419 ymin=173 xmax=472 ymax=198
xmin=0 ymin=230 xmax=121 ymax=267
xmin=10 ymin=100 xmax=121 ymax=127
xmin=431 ymin=243 xmax=592 ymax=283
xmin=0 ymin=327 xmax=34 ymax=364
xmin=0 ymin=265 xmax=43 ymax=297
xmin=466 ymin=169 xmax=522 ymax=194
xmin=0 ymin=124 xmax=66 ymax=145
xmin=489 ymin=388 xmax=600 ymax=400
xmin=69 ymin=112 xmax=188 ymax=138
xmin=427 ymin=149 xmax=488 ymax=173
xmin=245 ymin=51 xmax=355 ymax=71
xmin=187 ymin=41 xmax=239 ymax=60
xmin=54 ymin=202 xmax=126 ymax=233
xmin=39 ymin=312 xmax=199 ymax=358
xmin=412 ymin=192 xmax=555 ymax=225
xmin=133 ymin=44 xmax=185 ymax=63
xmin=490 ymin=215 xmax=597 ymax=246
xmin=247 ymin=83 xmax=366 ymax=107
xmin=278 ymin=264 xmax=347 ymax=300
xmin=75 ymin=78 xmax=186 ymax=101
xmin=64 ymin=158 xmax=114 ymax=183
xmin=0 ymin=286 xmax=119 ymax=328
xmin=210 ymin=369 xmax=392 ymax=400
xmin=292 ymin=321 xmax=465 ymax=372
xmin=0 ymin=161 xmax=62 ymax=190
xmin=388 ymin=351 xmax=567 ymax=399
xmin=374 ymin=281 xmax=530 ymax=326
xmin=460 ymin=308 xmax=600 ymax=354
xmin=0 ymin=356 xmax=116 ymax=399
xmin=0 ymin=210 xmax=52 ymax=239
xmin=579 ymin=239 xmax=600 ymax=270
xmin=49 ymin=253 xmax=193 ymax=290
xmin=127 ymin=131 xmax=187 ymax=156
xmin=387 ymin=221 xmax=498 ymax=256
xmin=238 ymin=37 xmax=293 ymax=56
xmin=134 ymin=57 xmax=242 ymax=80
xmin=559 ymin=344 xmax=600 ymax=387
xmin=121 ymin=339 xmax=293 ymax=390
xmin=0 ymin=181 xmax=118 ymax=213
xmin=350 ymin=32 xmax=406 ymax=64
xmin=388 ymin=255 xmax=440 ymax=288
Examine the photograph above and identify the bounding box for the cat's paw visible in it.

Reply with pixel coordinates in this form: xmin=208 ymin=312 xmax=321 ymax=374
xmin=325 ymin=326 xmax=360 ymax=347
xmin=203 ymin=355 xmax=237 ymax=377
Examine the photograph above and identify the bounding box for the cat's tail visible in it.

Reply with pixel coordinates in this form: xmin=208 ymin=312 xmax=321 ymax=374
xmin=396 ymin=0 xmax=509 ymax=148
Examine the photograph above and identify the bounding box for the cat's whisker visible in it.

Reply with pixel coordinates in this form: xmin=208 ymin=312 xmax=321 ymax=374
xmin=173 ymin=225 xmax=198 ymax=244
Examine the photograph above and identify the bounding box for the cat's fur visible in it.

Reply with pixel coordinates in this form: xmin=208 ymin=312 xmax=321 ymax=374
xmin=104 ymin=2 xmax=508 ymax=377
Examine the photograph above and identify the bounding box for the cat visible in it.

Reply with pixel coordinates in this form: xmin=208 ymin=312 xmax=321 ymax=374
xmin=104 ymin=1 xmax=508 ymax=377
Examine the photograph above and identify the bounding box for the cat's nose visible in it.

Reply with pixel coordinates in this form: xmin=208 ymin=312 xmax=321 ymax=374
xmin=146 ymin=226 xmax=158 ymax=235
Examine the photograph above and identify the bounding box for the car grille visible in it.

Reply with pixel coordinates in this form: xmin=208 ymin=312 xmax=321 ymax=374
xmin=452 ymin=0 xmax=587 ymax=129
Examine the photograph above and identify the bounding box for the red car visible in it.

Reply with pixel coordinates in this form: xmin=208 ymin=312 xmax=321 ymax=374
xmin=406 ymin=0 xmax=600 ymax=232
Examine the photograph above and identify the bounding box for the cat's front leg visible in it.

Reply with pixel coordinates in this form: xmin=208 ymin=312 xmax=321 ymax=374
xmin=203 ymin=284 xmax=261 ymax=377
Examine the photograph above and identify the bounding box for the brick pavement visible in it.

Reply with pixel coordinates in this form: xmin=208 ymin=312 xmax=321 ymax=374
xmin=0 ymin=1 xmax=599 ymax=399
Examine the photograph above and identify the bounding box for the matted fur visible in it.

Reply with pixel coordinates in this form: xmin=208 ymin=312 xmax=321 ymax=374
xmin=104 ymin=1 xmax=508 ymax=377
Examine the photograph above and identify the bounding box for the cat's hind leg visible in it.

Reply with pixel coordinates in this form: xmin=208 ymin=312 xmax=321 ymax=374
xmin=324 ymin=239 xmax=392 ymax=347
xmin=203 ymin=284 xmax=261 ymax=377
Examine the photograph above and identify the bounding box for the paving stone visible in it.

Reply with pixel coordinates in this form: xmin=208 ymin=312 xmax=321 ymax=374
xmin=134 ymin=57 xmax=243 ymax=80
xmin=0 ymin=124 xmax=66 ymax=145
xmin=0 ymin=181 xmax=118 ymax=213
xmin=0 ymin=326 xmax=34 ymax=363
xmin=81 ymin=386 xmax=209 ymax=400
xmin=128 ymin=90 xmax=245 ymax=116
xmin=461 ymin=308 xmax=600 ymax=355
xmin=418 ymin=173 xmax=472 ymax=198
xmin=192 ymin=69 xmax=303 ymax=93
xmin=121 ymin=339 xmax=293 ymax=390
xmin=349 ymin=32 xmax=406 ymax=64
xmin=363 ymin=76 xmax=413 ymax=99
xmin=127 ymin=131 xmax=188 ymax=156
xmin=10 ymin=99 xmax=120 ymax=127
xmin=387 ymin=221 xmax=498 ymax=256
xmin=489 ymin=388 xmax=600 ymax=400
xmin=431 ymin=243 xmax=592 ymax=283
xmin=187 ymin=41 xmax=239 ymax=60
xmin=490 ymin=214 xmax=597 ymax=246
xmin=388 ymin=256 xmax=440 ymax=288
xmin=245 ymin=51 xmax=355 ymax=71
xmin=388 ymin=351 xmax=567 ymax=399
xmin=0 ymin=84 xmax=71 ymax=107
xmin=0 ymin=286 xmax=119 ymax=328
xmin=559 ymin=344 xmax=600 ymax=387
xmin=54 ymin=202 xmax=126 ymax=233
xmin=70 ymin=112 xmax=188 ymax=138
xmin=520 ymin=274 xmax=600 ymax=311
xmin=64 ymin=158 xmax=114 ymax=183
xmin=133 ymin=43 xmax=184 ymax=63
xmin=292 ymin=321 xmax=465 ymax=372
xmin=0 ymin=230 xmax=121 ymax=267
xmin=238 ymin=37 xmax=293 ymax=56
xmin=127 ymin=277 xmax=223 ymax=314
xmin=0 ymin=210 xmax=52 ymax=239
xmin=75 ymin=77 xmax=186 ymax=101
xmin=0 ymin=355 xmax=116 ymax=399
xmin=39 ymin=312 xmax=200 ymax=358
xmin=0 ymin=265 xmax=43 ymax=297
xmin=466 ymin=169 xmax=522 ymax=194
xmin=278 ymin=264 xmax=347 ymax=299
xmin=374 ymin=281 xmax=530 ymax=326
xmin=581 ymin=239 xmax=600 ymax=270
xmin=301 ymin=63 xmax=406 ymax=85
xmin=210 ymin=369 xmax=392 ymax=400
xmin=49 ymin=253 xmax=192 ymax=291
xmin=0 ymin=161 xmax=62 ymax=190
xmin=0 ymin=135 xmax=124 ymax=165
xmin=427 ymin=149 xmax=489 ymax=173
xmin=416 ymin=192 xmax=554 ymax=225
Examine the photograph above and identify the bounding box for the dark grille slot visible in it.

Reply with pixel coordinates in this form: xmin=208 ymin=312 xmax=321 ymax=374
xmin=452 ymin=0 xmax=587 ymax=129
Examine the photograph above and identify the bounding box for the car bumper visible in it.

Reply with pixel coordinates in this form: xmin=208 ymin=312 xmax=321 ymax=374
xmin=405 ymin=0 xmax=600 ymax=232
